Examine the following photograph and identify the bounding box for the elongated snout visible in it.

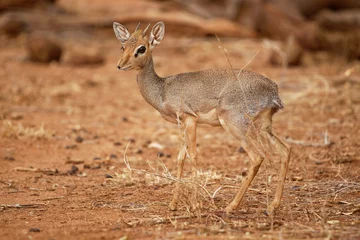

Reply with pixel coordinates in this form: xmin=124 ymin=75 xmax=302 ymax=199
xmin=117 ymin=59 xmax=122 ymax=70
xmin=116 ymin=58 xmax=132 ymax=71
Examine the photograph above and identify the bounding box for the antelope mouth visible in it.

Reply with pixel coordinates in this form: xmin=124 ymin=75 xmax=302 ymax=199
xmin=117 ymin=65 xmax=132 ymax=71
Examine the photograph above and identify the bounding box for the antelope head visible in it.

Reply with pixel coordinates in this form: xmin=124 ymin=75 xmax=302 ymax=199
xmin=113 ymin=21 xmax=165 ymax=71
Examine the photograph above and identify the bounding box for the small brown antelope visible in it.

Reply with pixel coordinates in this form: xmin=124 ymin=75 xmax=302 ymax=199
xmin=113 ymin=21 xmax=291 ymax=215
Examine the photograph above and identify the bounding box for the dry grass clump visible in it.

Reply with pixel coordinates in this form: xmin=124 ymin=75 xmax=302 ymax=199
xmin=1 ymin=120 xmax=54 ymax=140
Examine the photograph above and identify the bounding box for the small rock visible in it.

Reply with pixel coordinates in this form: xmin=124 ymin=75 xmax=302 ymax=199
xmin=91 ymin=165 xmax=101 ymax=169
xmin=157 ymin=152 xmax=164 ymax=158
xmin=29 ymin=228 xmax=40 ymax=232
xmin=109 ymin=154 xmax=117 ymax=159
xmin=65 ymin=144 xmax=77 ymax=149
xmin=136 ymin=149 xmax=143 ymax=154
xmin=4 ymin=156 xmax=15 ymax=161
xmin=166 ymin=154 xmax=171 ymax=158
xmin=291 ymin=176 xmax=304 ymax=181
xmin=27 ymin=32 xmax=62 ymax=63
xmin=122 ymin=117 xmax=128 ymax=122
xmin=93 ymin=157 xmax=101 ymax=161
xmin=238 ymin=147 xmax=245 ymax=153
xmin=105 ymin=174 xmax=113 ymax=179
xmin=114 ymin=141 xmax=122 ymax=146
xmin=67 ymin=165 xmax=78 ymax=175
xmin=75 ymin=136 xmax=83 ymax=143
xmin=148 ymin=142 xmax=164 ymax=150
xmin=291 ymin=185 xmax=301 ymax=191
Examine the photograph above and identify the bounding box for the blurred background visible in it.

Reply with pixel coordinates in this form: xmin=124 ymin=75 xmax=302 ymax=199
xmin=1 ymin=1 xmax=360 ymax=239
xmin=1 ymin=0 xmax=360 ymax=65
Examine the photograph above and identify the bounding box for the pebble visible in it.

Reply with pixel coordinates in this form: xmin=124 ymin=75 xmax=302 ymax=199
xmin=65 ymin=144 xmax=77 ymax=149
xmin=238 ymin=147 xmax=245 ymax=153
xmin=67 ymin=165 xmax=78 ymax=175
xmin=75 ymin=136 xmax=83 ymax=143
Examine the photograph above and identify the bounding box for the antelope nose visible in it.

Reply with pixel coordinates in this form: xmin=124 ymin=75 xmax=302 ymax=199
xmin=117 ymin=65 xmax=121 ymax=70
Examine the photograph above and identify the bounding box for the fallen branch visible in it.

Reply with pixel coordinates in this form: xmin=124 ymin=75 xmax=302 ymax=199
xmin=65 ymin=159 xmax=84 ymax=164
xmin=285 ymin=132 xmax=331 ymax=147
xmin=0 ymin=203 xmax=45 ymax=210
xmin=14 ymin=167 xmax=58 ymax=175
xmin=122 ymin=214 xmax=208 ymax=227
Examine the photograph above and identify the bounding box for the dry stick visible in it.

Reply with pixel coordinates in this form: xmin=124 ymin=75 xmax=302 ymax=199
xmin=0 ymin=180 xmax=12 ymax=186
xmin=13 ymin=167 xmax=58 ymax=174
xmin=284 ymin=135 xmax=330 ymax=147
xmin=123 ymin=142 xmax=216 ymax=206
xmin=123 ymin=213 xmax=208 ymax=227
xmin=0 ymin=203 xmax=45 ymax=209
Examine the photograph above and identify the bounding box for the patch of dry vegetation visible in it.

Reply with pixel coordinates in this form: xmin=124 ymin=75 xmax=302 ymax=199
xmin=1 ymin=120 xmax=55 ymax=140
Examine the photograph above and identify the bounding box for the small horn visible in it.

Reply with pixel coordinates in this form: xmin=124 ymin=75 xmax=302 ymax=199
xmin=142 ymin=23 xmax=151 ymax=36
xmin=135 ymin=22 xmax=141 ymax=32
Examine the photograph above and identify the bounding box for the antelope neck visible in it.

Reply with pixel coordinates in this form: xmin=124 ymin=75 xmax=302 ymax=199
xmin=136 ymin=57 xmax=164 ymax=112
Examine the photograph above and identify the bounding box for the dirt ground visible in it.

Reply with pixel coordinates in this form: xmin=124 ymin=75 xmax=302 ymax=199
xmin=1 ymin=1 xmax=360 ymax=239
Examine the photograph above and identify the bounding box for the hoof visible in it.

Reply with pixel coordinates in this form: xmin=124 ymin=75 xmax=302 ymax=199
xmin=267 ymin=203 xmax=277 ymax=217
xmin=225 ymin=205 xmax=235 ymax=215
xmin=169 ymin=201 xmax=178 ymax=211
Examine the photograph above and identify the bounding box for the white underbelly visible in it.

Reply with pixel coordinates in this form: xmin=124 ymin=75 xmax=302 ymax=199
xmin=197 ymin=108 xmax=221 ymax=126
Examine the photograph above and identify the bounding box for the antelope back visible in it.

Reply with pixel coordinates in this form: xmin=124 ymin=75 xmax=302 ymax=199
xmin=113 ymin=22 xmax=165 ymax=71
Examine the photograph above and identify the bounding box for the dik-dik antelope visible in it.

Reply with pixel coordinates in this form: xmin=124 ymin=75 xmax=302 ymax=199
xmin=113 ymin=21 xmax=291 ymax=215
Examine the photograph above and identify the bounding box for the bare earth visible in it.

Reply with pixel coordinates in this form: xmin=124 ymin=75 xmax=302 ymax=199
xmin=1 ymin=1 xmax=360 ymax=239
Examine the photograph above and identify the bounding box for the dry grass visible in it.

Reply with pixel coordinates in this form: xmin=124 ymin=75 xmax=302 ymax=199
xmin=1 ymin=120 xmax=55 ymax=140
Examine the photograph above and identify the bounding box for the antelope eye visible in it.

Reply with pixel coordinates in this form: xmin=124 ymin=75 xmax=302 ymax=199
xmin=137 ymin=46 xmax=146 ymax=54
xmin=121 ymin=46 xmax=125 ymax=52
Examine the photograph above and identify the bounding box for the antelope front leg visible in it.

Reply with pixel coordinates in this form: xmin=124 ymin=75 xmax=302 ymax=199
xmin=169 ymin=116 xmax=198 ymax=211
xmin=184 ymin=117 xmax=198 ymax=211
xmin=169 ymin=126 xmax=187 ymax=211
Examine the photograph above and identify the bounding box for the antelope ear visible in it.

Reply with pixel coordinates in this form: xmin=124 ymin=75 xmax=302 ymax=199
xmin=113 ymin=22 xmax=130 ymax=44
xmin=149 ymin=22 xmax=165 ymax=49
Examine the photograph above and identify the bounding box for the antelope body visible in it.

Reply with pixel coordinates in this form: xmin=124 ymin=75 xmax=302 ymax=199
xmin=113 ymin=21 xmax=291 ymax=215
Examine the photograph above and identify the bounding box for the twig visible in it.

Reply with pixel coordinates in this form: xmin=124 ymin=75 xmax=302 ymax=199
xmin=41 ymin=196 xmax=64 ymax=201
xmin=65 ymin=159 xmax=84 ymax=164
xmin=14 ymin=167 xmax=58 ymax=174
xmin=284 ymin=136 xmax=331 ymax=147
xmin=122 ymin=214 xmax=208 ymax=227
xmin=0 ymin=180 xmax=12 ymax=186
xmin=0 ymin=203 xmax=45 ymax=209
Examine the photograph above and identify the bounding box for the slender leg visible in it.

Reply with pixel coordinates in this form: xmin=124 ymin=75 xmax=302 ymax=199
xmin=267 ymin=133 xmax=291 ymax=215
xmin=169 ymin=125 xmax=187 ymax=210
xmin=169 ymin=116 xmax=198 ymax=211
xmin=184 ymin=117 xmax=198 ymax=211
xmin=225 ymin=147 xmax=264 ymax=214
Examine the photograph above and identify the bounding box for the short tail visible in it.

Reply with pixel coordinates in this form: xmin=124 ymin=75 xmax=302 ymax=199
xmin=272 ymin=98 xmax=284 ymax=110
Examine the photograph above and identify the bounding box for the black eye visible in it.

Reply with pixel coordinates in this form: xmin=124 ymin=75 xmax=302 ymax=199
xmin=137 ymin=46 xmax=146 ymax=54
xmin=121 ymin=46 xmax=125 ymax=52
